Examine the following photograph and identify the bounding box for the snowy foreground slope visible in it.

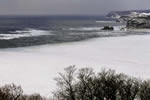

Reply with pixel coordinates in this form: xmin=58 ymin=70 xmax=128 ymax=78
xmin=0 ymin=34 xmax=150 ymax=96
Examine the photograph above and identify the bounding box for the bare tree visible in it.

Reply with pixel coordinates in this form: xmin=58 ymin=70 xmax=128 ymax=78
xmin=53 ymin=66 xmax=76 ymax=100
xmin=77 ymin=68 xmax=95 ymax=100
xmin=118 ymin=76 xmax=140 ymax=100
xmin=0 ymin=83 xmax=23 ymax=100
xmin=97 ymin=69 xmax=120 ymax=100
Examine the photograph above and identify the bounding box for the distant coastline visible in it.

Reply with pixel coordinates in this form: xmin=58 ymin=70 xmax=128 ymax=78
xmin=106 ymin=9 xmax=150 ymax=18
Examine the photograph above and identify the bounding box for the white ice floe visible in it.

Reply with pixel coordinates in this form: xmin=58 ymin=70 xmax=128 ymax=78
xmin=0 ymin=34 xmax=150 ymax=97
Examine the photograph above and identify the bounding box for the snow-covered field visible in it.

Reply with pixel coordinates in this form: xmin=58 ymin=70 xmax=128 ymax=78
xmin=0 ymin=34 xmax=150 ymax=96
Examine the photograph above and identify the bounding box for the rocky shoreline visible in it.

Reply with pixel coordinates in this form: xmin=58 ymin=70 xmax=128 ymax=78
xmin=107 ymin=10 xmax=150 ymax=29
xmin=126 ymin=16 xmax=150 ymax=29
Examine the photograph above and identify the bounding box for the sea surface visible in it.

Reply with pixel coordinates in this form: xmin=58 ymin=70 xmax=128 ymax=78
xmin=0 ymin=15 xmax=144 ymax=48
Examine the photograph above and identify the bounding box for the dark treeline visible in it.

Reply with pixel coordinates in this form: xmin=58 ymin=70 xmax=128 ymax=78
xmin=53 ymin=66 xmax=150 ymax=100
xmin=1 ymin=66 xmax=150 ymax=100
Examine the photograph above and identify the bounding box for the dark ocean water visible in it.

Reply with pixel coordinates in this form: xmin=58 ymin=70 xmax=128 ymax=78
xmin=0 ymin=15 xmax=148 ymax=48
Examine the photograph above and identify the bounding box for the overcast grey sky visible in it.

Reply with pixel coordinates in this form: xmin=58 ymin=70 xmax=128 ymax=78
xmin=0 ymin=0 xmax=150 ymax=15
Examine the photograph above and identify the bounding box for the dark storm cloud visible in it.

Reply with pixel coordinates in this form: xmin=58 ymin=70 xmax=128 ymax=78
xmin=0 ymin=0 xmax=150 ymax=15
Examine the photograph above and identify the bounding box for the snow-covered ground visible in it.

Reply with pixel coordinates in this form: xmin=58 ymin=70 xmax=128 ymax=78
xmin=0 ymin=34 xmax=150 ymax=97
